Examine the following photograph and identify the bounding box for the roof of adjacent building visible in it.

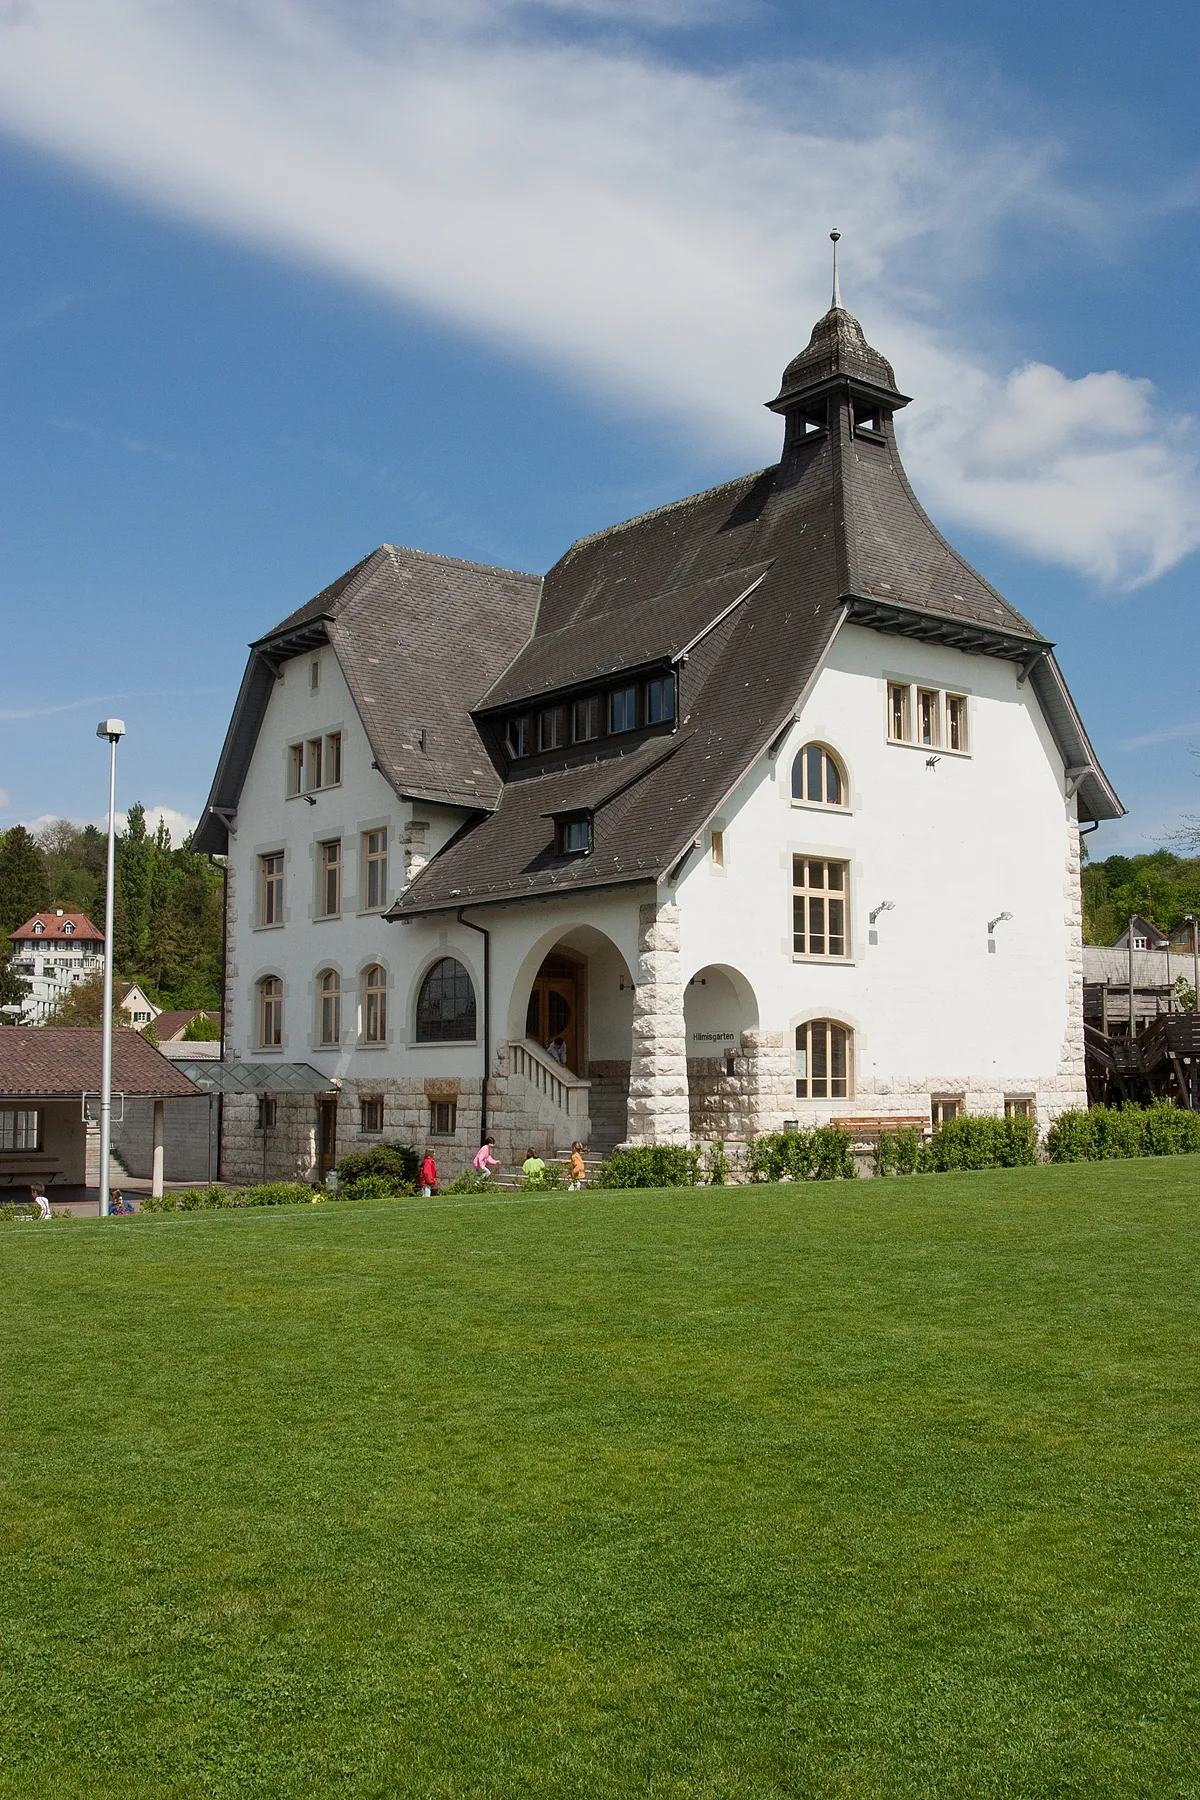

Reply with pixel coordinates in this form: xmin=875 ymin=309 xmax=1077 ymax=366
xmin=151 ymin=1010 xmax=222 ymax=1042
xmin=193 ymin=300 xmax=1123 ymax=893
xmin=0 ymin=1028 xmax=201 ymax=1100
xmin=10 ymin=912 xmax=104 ymax=943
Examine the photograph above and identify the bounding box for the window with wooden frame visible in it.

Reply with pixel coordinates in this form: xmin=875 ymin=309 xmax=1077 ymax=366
xmin=645 ymin=676 xmax=675 ymax=724
xmin=609 ymin=686 xmax=638 ymax=734
xmin=1004 ymin=1096 xmax=1033 ymax=1120
xmin=711 ymin=829 xmax=725 ymax=867
xmin=917 ymin=688 xmax=939 ymax=747
xmin=792 ymin=857 xmax=849 ymax=957
xmin=360 ymin=1096 xmax=384 ymax=1134
xmin=791 ymin=743 xmax=845 ymax=807
xmin=363 ymin=965 xmax=387 ymax=1044
xmin=306 ymin=737 xmax=323 ymax=791
xmin=931 ymin=1096 xmax=961 ymax=1126
xmin=556 ymin=816 xmax=592 ymax=855
xmin=572 ymin=695 xmax=601 ymax=743
xmin=363 ymin=830 xmax=388 ymax=911
xmin=0 ymin=1107 xmax=41 ymax=1152
xmin=946 ymin=694 xmax=968 ymax=752
xmin=429 ymin=1099 xmax=457 ymax=1137
xmin=318 ymin=969 xmax=341 ymax=1045
xmin=505 ymin=715 xmax=532 ymax=758
xmin=258 ymin=976 xmax=283 ymax=1047
xmin=325 ymin=732 xmax=342 ymax=786
xmin=310 ymin=659 xmax=320 ymax=692
xmin=887 ymin=683 xmax=970 ymax=754
xmin=888 ymin=682 xmax=911 ymax=742
xmin=288 ymin=743 xmax=305 ymax=795
xmin=260 ymin=852 xmax=284 ymax=926
xmin=318 ymin=839 xmax=341 ymax=917
xmin=538 ymin=705 xmax=566 ymax=752
xmin=795 ymin=1021 xmax=851 ymax=1099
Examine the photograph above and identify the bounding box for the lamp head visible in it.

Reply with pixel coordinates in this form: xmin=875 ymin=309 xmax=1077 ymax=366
xmin=96 ymin=719 xmax=126 ymax=741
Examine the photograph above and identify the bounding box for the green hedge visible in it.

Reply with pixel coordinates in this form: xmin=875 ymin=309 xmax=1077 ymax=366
xmin=594 ymin=1145 xmax=701 ymax=1189
xmin=1046 ymin=1103 xmax=1200 ymax=1162
xmin=335 ymin=1142 xmax=419 ymax=1187
xmin=139 ymin=1183 xmax=317 ymax=1213
xmin=749 ymin=1127 xmax=857 ymax=1182
xmin=871 ymin=1115 xmax=1038 ymax=1176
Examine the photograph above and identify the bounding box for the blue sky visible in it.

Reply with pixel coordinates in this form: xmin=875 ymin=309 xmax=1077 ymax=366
xmin=2 ymin=0 xmax=1199 ymax=853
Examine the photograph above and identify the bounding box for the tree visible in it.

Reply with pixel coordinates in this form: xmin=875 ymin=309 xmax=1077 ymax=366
xmin=181 ymin=1011 xmax=221 ymax=1041
xmin=0 ymin=826 xmax=48 ymax=937
xmin=114 ymin=802 xmax=152 ymax=969
xmin=43 ymin=972 xmax=121 ymax=1029
xmin=0 ymin=954 xmax=29 ymax=1013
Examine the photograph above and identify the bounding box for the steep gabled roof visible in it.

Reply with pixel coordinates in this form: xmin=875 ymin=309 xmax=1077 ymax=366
xmin=394 ymin=305 xmax=1120 ymax=916
xmin=10 ymin=912 xmax=104 ymax=943
xmin=193 ymin=546 xmax=541 ymax=853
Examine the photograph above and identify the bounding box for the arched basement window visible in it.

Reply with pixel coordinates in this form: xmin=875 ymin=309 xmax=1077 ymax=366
xmin=415 ymin=957 xmax=477 ymax=1043
xmin=795 ymin=1020 xmax=851 ymax=1099
xmin=318 ymin=969 xmax=340 ymax=1046
xmin=792 ymin=743 xmax=844 ymax=806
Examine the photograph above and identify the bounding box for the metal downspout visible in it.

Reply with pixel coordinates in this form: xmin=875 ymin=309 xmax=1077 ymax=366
xmin=457 ymin=909 xmax=491 ymax=1139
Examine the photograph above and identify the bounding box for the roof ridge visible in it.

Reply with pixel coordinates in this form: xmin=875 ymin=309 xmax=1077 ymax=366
xmin=380 ymin=543 xmax=540 ymax=582
xmin=563 ymin=470 xmax=770 ymax=554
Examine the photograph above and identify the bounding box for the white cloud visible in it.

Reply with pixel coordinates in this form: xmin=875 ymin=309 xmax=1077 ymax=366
xmin=0 ymin=0 xmax=1195 ymax=585
xmin=19 ymin=804 xmax=199 ymax=842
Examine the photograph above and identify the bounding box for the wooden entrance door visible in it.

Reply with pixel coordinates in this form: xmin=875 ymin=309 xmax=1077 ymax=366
xmin=317 ymin=1095 xmax=338 ymax=1181
xmin=525 ymin=956 xmax=579 ymax=1072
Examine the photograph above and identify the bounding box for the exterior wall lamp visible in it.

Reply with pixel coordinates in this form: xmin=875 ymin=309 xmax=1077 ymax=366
xmin=869 ymin=899 xmax=894 ymax=944
xmin=987 ymin=911 xmax=1013 ymax=954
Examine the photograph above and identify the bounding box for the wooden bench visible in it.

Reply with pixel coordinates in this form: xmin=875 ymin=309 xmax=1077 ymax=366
xmin=836 ymin=1116 xmax=931 ymax=1144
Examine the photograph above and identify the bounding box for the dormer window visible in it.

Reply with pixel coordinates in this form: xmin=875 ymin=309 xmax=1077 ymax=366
xmin=646 ymin=677 xmax=675 ymax=725
xmin=32 ymin=922 xmax=44 ymax=935
xmin=573 ymin=695 xmax=601 ymax=742
xmin=506 ymin=715 xmax=532 ymax=758
xmin=62 ymin=921 xmax=75 ymax=934
xmin=609 ymin=687 xmax=637 ymax=734
xmin=538 ymin=705 xmax=566 ymax=752
xmin=556 ymin=815 xmax=593 ymax=855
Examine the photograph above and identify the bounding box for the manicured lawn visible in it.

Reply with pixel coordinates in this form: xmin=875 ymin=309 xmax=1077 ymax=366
xmin=2 ymin=1163 xmax=1199 ymax=1799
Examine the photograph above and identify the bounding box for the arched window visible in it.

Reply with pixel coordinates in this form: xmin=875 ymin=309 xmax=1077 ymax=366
xmin=415 ymin=957 xmax=477 ymax=1043
xmin=795 ymin=1020 xmax=851 ymax=1099
xmin=791 ymin=743 xmax=844 ymax=807
xmin=318 ymin=969 xmax=340 ymax=1045
xmin=259 ymin=976 xmax=283 ymax=1048
xmin=363 ymin=965 xmax=387 ymax=1044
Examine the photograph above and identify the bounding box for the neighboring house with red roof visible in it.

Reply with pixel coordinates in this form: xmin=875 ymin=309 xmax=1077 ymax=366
xmin=8 ymin=911 xmax=106 ymax=1024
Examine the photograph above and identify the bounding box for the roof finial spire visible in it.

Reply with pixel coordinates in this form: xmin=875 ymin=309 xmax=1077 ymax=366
xmin=830 ymin=228 xmax=842 ymax=309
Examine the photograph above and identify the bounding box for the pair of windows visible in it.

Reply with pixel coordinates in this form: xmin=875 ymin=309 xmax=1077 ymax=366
xmin=793 ymin=858 xmax=848 ymax=958
xmin=288 ymin=731 xmax=342 ymax=796
xmin=505 ymin=675 xmax=676 ymax=760
xmin=0 ymin=1107 xmax=41 ymax=1152
xmin=314 ymin=831 xmax=388 ymax=919
xmin=315 ymin=966 xmax=388 ymax=1046
xmin=888 ymin=683 xmax=968 ymax=752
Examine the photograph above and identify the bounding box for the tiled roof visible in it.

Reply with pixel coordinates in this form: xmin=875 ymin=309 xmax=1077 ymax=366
xmin=0 ymin=1028 xmax=201 ymax=1099
xmin=10 ymin=912 xmax=104 ymax=943
xmin=193 ymin=546 xmax=540 ymax=852
xmin=151 ymin=1010 xmax=222 ymax=1042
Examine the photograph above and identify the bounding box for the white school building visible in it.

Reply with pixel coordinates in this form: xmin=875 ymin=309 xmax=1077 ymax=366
xmin=194 ymin=296 xmax=1121 ymax=1183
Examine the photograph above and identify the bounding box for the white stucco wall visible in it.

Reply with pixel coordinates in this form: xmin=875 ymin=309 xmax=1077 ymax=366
xmin=673 ymin=621 xmax=1084 ymax=1120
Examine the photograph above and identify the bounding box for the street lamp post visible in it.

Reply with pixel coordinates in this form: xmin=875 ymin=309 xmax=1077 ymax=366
xmin=96 ymin=720 xmax=125 ymax=1218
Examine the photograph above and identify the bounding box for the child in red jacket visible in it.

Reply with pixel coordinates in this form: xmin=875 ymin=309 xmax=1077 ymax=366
xmin=420 ymin=1152 xmax=437 ymax=1197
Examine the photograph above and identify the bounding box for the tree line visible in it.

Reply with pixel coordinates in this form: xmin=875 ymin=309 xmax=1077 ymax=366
xmin=1082 ymin=849 xmax=1200 ymax=945
xmin=0 ymin=808 xmax=223 ymax=1015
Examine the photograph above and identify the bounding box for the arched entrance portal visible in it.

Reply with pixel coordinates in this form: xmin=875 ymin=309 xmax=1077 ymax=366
xmin=684 ymin=964 xmax=760 ymax=1139
xmin=525 ymin=953 xmax=581 ymax=1072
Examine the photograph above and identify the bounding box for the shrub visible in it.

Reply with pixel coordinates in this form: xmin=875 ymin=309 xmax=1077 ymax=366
xmin=748 ymin=1127 xmax=854 ymax=1182
xmin=521 ymin=1161 xmax=566 ymax=1191
xmin=706 ymin=1139 xmax=729 ymax=1185
xmin=443 ymin=1169 xmax=495 ymax=1195
xmin=594 ymin=1145 xmax=701 ymax=1189
xmin=181 ymin=1011 xmax=221 ymax=1042
xmin=336 ymin=1142 xmax=418 ymax=1188
xmin=925 ymin=1115 xmax=1037 ymax=1172
xmin=340 ymin=1173 xmax=414 ymax=1202
xmin=1046 ymin=1103 xmax=1200 ymax=1163
xmin=237 ymin=1183 xmax=315 ymax=1208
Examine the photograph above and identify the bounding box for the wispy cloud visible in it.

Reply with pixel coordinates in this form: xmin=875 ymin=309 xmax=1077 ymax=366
xmin=1120 ymin=720 xmax=1200 ymax=752
xmin=49 ymin=416 xmax=196 ymax=466
xmin=0 ymin=688 xmax=220 ymax=723
xmin=0 ymin=0 xmax=1196 ymax=584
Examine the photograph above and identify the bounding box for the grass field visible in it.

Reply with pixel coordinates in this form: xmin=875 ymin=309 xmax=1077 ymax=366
xmin=2 ymin=1163 xmax=1199 ymax=1799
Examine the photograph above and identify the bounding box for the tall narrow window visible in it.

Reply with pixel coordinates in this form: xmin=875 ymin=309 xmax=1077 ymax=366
xmin=259 ymin=976 xmax=283 ymax=1047
xmin=319 ymin=840 xmax=341 ymax=917
xmin=538 ymin=706 xmax=566 ymax=751
xmin=288 ymin=744 xmax=304 ymax=796
xmin=415 ymin=957 xmax=477 ymax=1042
xmin=261 ymin=852 xmax=284 ymax=926
xmin=325 ymin=732 xmax=342 ymax=785
xmin=360 ymin=1096 xmax=384 ymax=1134
xmin=572 ymin=695 xmax=601 ymax=742
xmin=306 ymin=737 xmax=323 ymax=791
xmin=645 ymin=677 xmax=675 ymax=724
xmin=946 ymin=694 xmax=968 ymax=752
xmin=364 ymin=830 xmax=388 ymax=910
xmin=888 ymin=684 xmax=911 ymax=742
xmin=310 ymin=659 xmax=320 ymax=692
xmin=364 ymin=965 xmax=387 ymax=1043
xmin=256 ymin=1095 xmax=277 ymax=1131
xmin=318 ymin=969 xmax=341 ymax=1045
xmin=791 ymin=743 xmax=844 ymax=806
xmin=711 ymin=829 xmax=724 ymax=867
xmin=917 ymin=689 xmax=939 ymax=747
xmin=609 ymin=686 xmax=638 ymax=734
xmin=792 ymin=857 xmax=848 ymax=957
xmin=795 ymin=1020 xmax=851 ymax=1099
